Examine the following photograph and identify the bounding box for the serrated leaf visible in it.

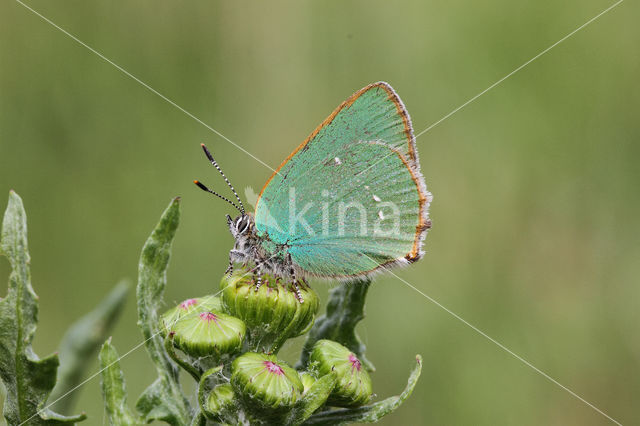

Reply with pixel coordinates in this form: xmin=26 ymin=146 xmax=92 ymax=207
xmin=98 ymin=338 xmax=138 ymax=426
xmin=0 ymin=191 xmax=86 ymax=425
xmin=298 ymin=279 xmax=374 ymax=372
xmin=304 ymin=355 xmax=423 ymax=425
xmin=51 ymin=282 xmax=128 ymax=414
xmin=286 ymin=373 xmax=337 ymax=425
xmin=134 ymin=198 xmax=191 ymax=425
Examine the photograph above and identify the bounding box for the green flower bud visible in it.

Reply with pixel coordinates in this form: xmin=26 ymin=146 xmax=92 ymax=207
xmin=206 ymin=383 xmax=234 ymax=413
xmin=205 ymin=383 xmax=236 ymax=423
xmin=171 ymin=310 xmax=245 ymax=358
xmin=299 ymin=371 xmax=317 ymax=395
xmin=309 ymin=339 xmax=372 ymax=407
xmin=161 ymin=296 xmax=223 ymax=334
xmin=231 ymin=352 xmax=303 ymax=422
xmin=221 ymin=269 xmax=319 ymax=353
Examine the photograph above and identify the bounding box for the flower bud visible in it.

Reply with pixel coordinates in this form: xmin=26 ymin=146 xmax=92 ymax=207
xmin=309 ymin=339 xmax=372 ymax=407
xmin=170 ymin=310 xmax=245 ymax=358
xmin=205 ymin=383 xmax=236 ymax=423
xmin=231 ymin=352 xmax=303 ymax=421
xmin=221 ymin=270 xmax=319 ymax=353
xmin=161 ymin=296 xmax=224 ymax=335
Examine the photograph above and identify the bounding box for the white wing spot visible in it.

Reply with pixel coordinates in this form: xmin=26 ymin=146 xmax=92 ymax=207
xmin=372 ymin=194 xmax=381 ymax=202
xmin=334 ymin=157 xmax=342 ymax=165
xmin=378 ymin=210 xmax=385 ymax=220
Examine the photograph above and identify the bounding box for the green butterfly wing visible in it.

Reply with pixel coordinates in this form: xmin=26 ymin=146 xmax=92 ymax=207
xmin=255 ymin=82 xmax=431 ymax=278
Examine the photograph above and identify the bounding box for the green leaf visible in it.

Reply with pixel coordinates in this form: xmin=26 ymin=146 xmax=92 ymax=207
xmin=304 ymin=355 xmax=423 ymax=425
xmin=189 ymin=412 xmax=207 ymax=426
xmin=51 ymin=282 xmax=128 ymax=414
xmin=286 ymin=373 xmax=337 ymax=425
xmin=134 ymin=197 xmax=191 ymax=425
xmin=98 ymin=338 xmax=139 ymax=426
xmin=298 ymin=278 xmax=374 ymax=372
xmin=0 ymin=191 xmax=86 ymax=425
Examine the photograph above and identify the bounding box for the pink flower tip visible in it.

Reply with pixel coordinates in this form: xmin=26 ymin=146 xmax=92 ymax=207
xmin=179 ymin=298 xmax=198 ymax=310
xmin=349 ymin=353 xmax=361 ymax=372
xmin=199 ymin=312 xmax=219 ymax=323
xmin=263 ymin=360 xmax=284 ymax=375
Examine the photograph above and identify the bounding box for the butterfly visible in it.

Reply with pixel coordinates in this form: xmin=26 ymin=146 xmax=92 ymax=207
xmin=195 ymin=82 xmax=431 ymax=301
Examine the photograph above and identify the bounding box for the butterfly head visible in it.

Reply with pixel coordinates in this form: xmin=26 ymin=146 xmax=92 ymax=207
xmin=227 ymin=213 xmax=254 ymax=239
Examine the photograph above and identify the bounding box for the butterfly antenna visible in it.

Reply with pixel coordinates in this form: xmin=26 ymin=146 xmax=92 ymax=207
xmin=193 ymin=180 xmax=243 ymax=213
xmin=200 ymin=143 xmax=245 ymax=214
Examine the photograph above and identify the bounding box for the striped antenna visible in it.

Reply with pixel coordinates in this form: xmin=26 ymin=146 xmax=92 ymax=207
xmin=199 ymin=143 xmax=246 ymax=214
xmin=193 ymin=180 xmax=243 ymax=213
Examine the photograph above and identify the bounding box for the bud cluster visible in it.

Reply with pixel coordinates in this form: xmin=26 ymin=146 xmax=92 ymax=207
xmin=221 ymin=271 xmax=319 ymax=353
xmin=159 ymin=267 xmax=378 ymax=423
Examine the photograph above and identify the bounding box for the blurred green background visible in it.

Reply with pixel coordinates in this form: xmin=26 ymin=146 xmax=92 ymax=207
xmin=1 ymin=0 xmax=638 ymax=424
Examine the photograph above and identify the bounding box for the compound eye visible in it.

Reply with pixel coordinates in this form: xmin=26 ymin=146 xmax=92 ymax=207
xmin=236 ymin=216 xmax=249 ymax=234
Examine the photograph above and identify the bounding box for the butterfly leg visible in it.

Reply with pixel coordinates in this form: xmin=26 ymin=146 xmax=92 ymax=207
xmin=227 ymin=249 xmax=249 ymax=276
xmin=225 ymin=255 xmax=233 ymax=276
xmin=287 ymin=253 xmax=304 ymax=303
xmin=253 ymin=260 xmax=265 ymax=292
